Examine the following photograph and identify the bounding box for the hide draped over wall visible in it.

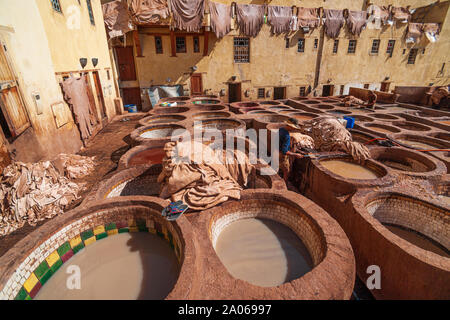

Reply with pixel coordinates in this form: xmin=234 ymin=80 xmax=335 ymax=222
xmin=346 ymin=10 xmax=367 ymax=36
xmin=235 ymin=3 xmax=266 ymax=38
xmin=296 ymin=7 xmax=321 ymax=28
xmin=209 ymin=1 xmax=232 ymax=39
xmin=168 ymin=0 xmax=205 ymax=32
xmin=267 ymin=6 xmax=293 ymax=35
xmin=323 ymin=9 xmax=345 ymax=39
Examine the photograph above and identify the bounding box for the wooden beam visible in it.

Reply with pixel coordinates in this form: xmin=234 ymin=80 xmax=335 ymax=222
xmin=133 ymin=30 xmax=143 ymax=57
xmin=170 ymin=30 xmax=177 ymax=57
xmin=203 ymin=30 xmax=209 ymax=56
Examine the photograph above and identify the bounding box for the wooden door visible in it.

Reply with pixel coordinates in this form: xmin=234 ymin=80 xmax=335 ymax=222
xmin=228 ymin=83 xmax=241 ymax=103
xmin=380 ymin=82 xmax=390 ymax=92
xmin=322 ymin=85 xmax=334 ymax=97
xmin=274 ymin=87 xmax=286 ymax=100
xmin=83 ymin=73 xmax=100 ymax=125
xmin=115 ymin=46 xmax=137 ymax=81
xmin=190 ymin=73 xmax=203 ymax=95
xmin=0 ymin=39 xmax=31 ymax=139
xmin=122 ymin=87 xmax=142 ymax=109
xmin=93 ymin=71 xmax=107 ymax=119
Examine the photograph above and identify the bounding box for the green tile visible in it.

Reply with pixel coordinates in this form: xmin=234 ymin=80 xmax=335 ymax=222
xmin=105 ymin=223 xmax=116 ymax=231
xmin=57 ymin=242 xmax=71 ymax=257
xmin=138 ymin=226 xmax=148 ymax=233
xmin=81 ymin=230 xmax=94 ymax=241
xmin=34 ymin=261 xmax=50 ymax=279
xmin=118 ymin=228 xmax=129 ymax=233
xmin=25 ymin=295 xmax=32 ymax=300
xmin=50 ymin=259 xmax=63 ymax=273
xmin=96 ymin=232 xmax=107 ymax=240
xmin=136 ymin=219 xmax=146 ymax=227
xmin=72 ymin=242 xmax=85 ymax=254
xmin=39 ymin=269 xmax=53 ymax=286
xmin=15 ymin=287 xmax=28 ymax=300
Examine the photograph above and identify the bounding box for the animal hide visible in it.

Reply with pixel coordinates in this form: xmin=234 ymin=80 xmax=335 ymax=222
xmin=406 ymin=23 xmax=423 ymax=44
xmin=323 ymin=9 xmax=345 ymax=39
xmin=235 ymin=4 xmax=266 ymax=38
xmin=168 ymin=0 xmax=205 ymax=32
xmin=267 ymin=6 xmax=292 ymax=35
xmin=128 ymin=0 xmax=169 ymax=24
xmin=423 ymin=23 xmax=440 ymax=42
xmin=346 ymin=10 xmax=367 ymax=36
xmin=297 ymin=7 xmax=320 ymax=28
xmin=209 ymin=1 xmax=231 ymax=38
xmin=392 ymin=6 xmax=411 ymax=22
xmin=102 ymin=0 xmax=134 ymax=38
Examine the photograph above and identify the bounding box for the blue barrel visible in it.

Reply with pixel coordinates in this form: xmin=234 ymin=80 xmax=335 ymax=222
xmin=343 ymin=116 xmax=355 ymax=129
xmin=125 ymin=104 xmax=137 ymax=113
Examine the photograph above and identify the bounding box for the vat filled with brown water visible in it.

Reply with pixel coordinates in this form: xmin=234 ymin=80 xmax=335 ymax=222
xmin=119 ymin=144 xmax=166 ymax=169
xmin=320 ymin=159 xmax=381 ymax=180
xmin=259 ymin=100 xmax=281 ymax=105
xmin=152 ymin=107 xmax=189 ymax=115
xmin=363 ymin=123 xmax=401 ymax=135
xmin=288 ymin=112 xmax=318 ymax=121
xmin=371 ymin=114 xmax=399 ymax=120
xmin=131 ymin=124 xmax=187 ymax=146
xmin=139 ymin=115 xmax=186 ymax=126
xmin=192 ymin=111 xmax=231 ymax=120
xmin=391 ymin=121 xmax=431 ymax=132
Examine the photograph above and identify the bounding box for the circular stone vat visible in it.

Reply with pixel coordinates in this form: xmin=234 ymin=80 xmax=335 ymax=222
xmin=159 ymin=96 xmax=191 ymax=103
xmin=259 ymin=100 xmax=281 ymax=105
xmin=131 ymin=124 xmax=186 ymax=146
xmin=193 ymin=118 xmax=245 ymax=132
xmin=350 ymin=130 xmax=378 ymax=145
xmin=152 ymin=107 xmax=189 ymax=115
xmin=370 ymin=147 xmax=446 ymax=176
xmin=302 ymin=100 xmax=322 ymax=104
xmin=322 ymin=99 xmax=339 ymax=104
xmin=191 ymin=99 xmax=221 ymax=105
xmin=278 ymin=109 xmax=296 ymax=115
xmin=364 ymin=123 xmax=401 ymax=135
xmin=189 ymin=104 xmax=226 ymax=112
xmin=268 ymin=106 xmax=291 ymax=112
xmin=328 ymin=109 xmax=352 ymax=115
xmin=206 ymin=190 xmax=355 ymax=298
xmin=288 ymin=112 xmax=318 ymax=121
xmin=191 ymin=95 xmax=218 ymax=99
xmin=0 ymin=198 xmax=194 ymax=300
xmin=247 ymin=110 xmax=276 ymax=115
xmin=429 ymin=132 xmax=450 ymax=142
xmin=255 ymin=114 xmax=290 ymax=124
xmin=319 ymin=158 xmax=384 ymax=180
xmin=139 ymin=114 xmax=186 ymax=126
xmin=392 ymin=134 xmax=450 ymax=151
xmin=371 ymin=113 xmax=400 ymax=120
xmin=351 ymin=115 xmax=374 ymax=122
xmin=119 ymin=144 xmax=166 ymax=170
xmin=192 ymin=111 xmax=231 ymax=120
xmin=316 ymin=104 xmax=334 ymax=110
xmin=391 ymin=121 xmax=432 ymax=132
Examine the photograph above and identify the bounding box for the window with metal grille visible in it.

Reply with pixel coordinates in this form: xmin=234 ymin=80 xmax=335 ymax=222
xmin=348 ymin=40 xmax=357 ymax=53
xmin=234 ymin=37 xmax=249 ymax=63
xmin=371 ymin=39 xmax=380 ymax=54
xmin=297 ymin=38 xmax=305 ymax=52
xmin=176 ymin=37 xmax=186 ymax=53
xmin=86 ymin=0 xmax=95 ymax=25
xmin=314 ymin=38 xmax=318 ymax=49
xmin=50 ymin=0 xmax=62 ymax=12
xmin=155 ymin=36 xmax=163 ymax=54
xmin=386 ymin=40 xmax=395 ymax=55
xmin=193 ymin=36 xmax=200 ymax=53
xmin=299 ymin=87 xmax=306 ymax=97
xmin=258 ymin=88 xmax=265 ymax=99
xmin=407 ymin=49 xmax=418 ymax=64
xmin=333 ymin=40 xmax=339 ymax=53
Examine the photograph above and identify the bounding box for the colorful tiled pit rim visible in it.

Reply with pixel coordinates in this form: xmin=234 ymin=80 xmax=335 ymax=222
xmin=13 ymin=219 xmax=180 ymax=300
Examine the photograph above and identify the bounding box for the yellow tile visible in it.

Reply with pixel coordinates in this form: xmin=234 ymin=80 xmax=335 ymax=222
xmin=46 ymin=251 xmax=60 ymax=267
xmin=128 ymin=219 xmax=136 ymax=227
xmin=93 ymin=225 xmax=105 ymax=235
xmin=84 ymin=236 xmax=96 ymax=246
xmin=69 ymin=235 xmax=82 ymax=248
xmin=23 ymin=273 xmax=39 ymax=293
xmin=107 ymin=229 xmax=118 ymax=236
xmin=129 ymin=226 xmax=139 ymax=233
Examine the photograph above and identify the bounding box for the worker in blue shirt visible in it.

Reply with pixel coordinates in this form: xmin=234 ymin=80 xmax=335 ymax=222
xmin=278 ymin=125 xmax=305 ymax=183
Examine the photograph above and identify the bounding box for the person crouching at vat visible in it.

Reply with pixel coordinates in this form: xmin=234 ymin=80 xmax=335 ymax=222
xmin=278 ymin=119 xmax=315 ymax=183
xmin=343 ymin=91 xmax=377 ymax=108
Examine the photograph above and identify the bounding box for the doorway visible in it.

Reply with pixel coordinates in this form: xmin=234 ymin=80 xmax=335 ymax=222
xmin=114 ymin=46 xmax=137 ymax=81
xmin=190 ymin=73 xmax=203 ymax=95
xmin=322 ymin=85 xmax=334 ymax=97
xmin=93 ymin=71 xmax=107 ymax=119
xmin=273 ymin=87 xmax=286 ymax=100
xmin=228 ymin=83 xmax=241 ymax=103
xmin=380 ymin=82 xmax=390 ymax=92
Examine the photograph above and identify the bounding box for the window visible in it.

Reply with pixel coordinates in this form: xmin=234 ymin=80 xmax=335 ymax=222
xmin=193 ymin=36 xmax=200 ymax=53
xmin=407 ymin=49 xmax=418 ymax=64
xmin=155 ymin=36 xmax=163 ymax=54
xmin=86 ymin=0 xmax=95 ymax=25
xmin=297 ymin=38 xmax=305 ymax=53
xmin=299 ymin=87 xmax=306 ymax=97
xmin=257 ymin=88 xmax=265 ymax=99
xmin=403 ymin=49 xmax=406 ymax=54
xmin=176 ymin=37 xmax=186 ymax=53
xmin=333 ymin=40 xmax=339 ymax=53
xmin=371 ymin=39 xmax=380 ymax=54
xmin=364 ymin=84 xmax=370 ymax=89
xmin=234 ymin=37 xmax=250 ymax=63
xmin=285 ymin=38 xmax=290 ymax=49
xmin=422 ymin=48 xmax=426 ymax=54
xmin=314 ymin=38 xmax=318 ymax=49
xmin=340 ymin=85 xmax=344 ymax=95
xmin=386 ymin=40 xmax=395 ymax=55
xmin=348 ymin=40 xmax=357 ymax=53
xmin=107 ymin=70 xmax=110 ymax=80
xmin=50 ymin=0 xmax=62 ymax=13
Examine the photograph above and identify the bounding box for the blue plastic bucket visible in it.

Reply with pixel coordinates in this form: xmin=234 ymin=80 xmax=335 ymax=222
xmin=343 ymin=116 xmax=355 ymax=129
xmin=125 ymin=104 xmax=137 ymax=113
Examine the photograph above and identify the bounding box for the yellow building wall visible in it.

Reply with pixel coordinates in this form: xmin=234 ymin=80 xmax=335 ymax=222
xmin=129 ymin=0 xmax=449 ymax=103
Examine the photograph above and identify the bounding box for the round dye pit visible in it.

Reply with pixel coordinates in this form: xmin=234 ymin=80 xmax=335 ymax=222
xmin=191 ymin=95 xmax=218 ymax=99
xmin=214 ymin=218 xmax=313 ymax=287
xmin=350 ymin=115 xmax=374 ymax=122
xmin=268 ymin=106 xmax=291 ymax=111
xmin=328 ymin=109 xmax=352 ymax=115
xmin=192 ymin=111 xmax=231 ymax=120
xmin=438 ymin=119 xmax=450 ymax=126
xmin=191 ymin=99 xmax=221 ymax=105
xmin=255 ymin=114 xmax=290 ymax=124
xmin=302 ymin=100 xmax=322 ymax=104
xmin=247 ymin=110 xmax=276 ymax=115
xmin=371 ymin=114 xmax=400 ymax=120
xmin=159 ymin=96 xmax=191 ymax=103
xmin=366 ymin=194 xmax=449 ymax=257
xmin=35 ymin=232 xmax=179 ymax=300
xmin=190 ymin=104 xmax=226 ymax=112
xmin=316 ymin=104 xmax=334 ymax=110
xmin=138 ymin=125 xmax=185 ymax=139
xmin=391 ymin=121 xmax=431 ymax=132
xmin=259 ymin=100 xmax=281 ymax=105
xmin=350 ymin=130 xmax=378 ymax=144
xmin=288 ymin=112 xmax=318 ymax=121
xmin=429 ymin=132 xmax=450 ymax=142
xmin=130 ymin=124 xmax=186 ymax=146
xmin=119 ymin=145 xmax=166 ymax=170
xmin=139 ymin=115 xmax=186 ymax=126
xmin=193 ymin=118 xmax=245 ymax=132
xmin=393 ymin=135 xmax=450 ymax=151
xmin=319 ymin=159 xmax=382 ymax=180
xmin=322 ymin=99 xmax=339 ymax=104
xmin=234 ymin=102 xmax=259 ymax=108
xmin=152 ymin=107 xmax=189 ymax=115
xmin=364 ymin=123 xmax=401 ymax=134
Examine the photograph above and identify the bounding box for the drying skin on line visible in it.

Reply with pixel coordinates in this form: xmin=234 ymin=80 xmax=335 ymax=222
xmin=267 ymin=6 xmax=293 ymax=35
xmin=61 ymin=74 xmax=96 ymax=142
xmin=168 ymin=0 xmax=205 ymax=32
xmin=102 ymin=0 xmax=134 ymax=39
xmin=157 ymin=140 xmax=253 ymax=210
xmin=128 ymin=0 xmax=169 ymax=24
xmin=406 ymin=23 xmax=423 ymax=43
xmin=391 ymin=6 xmax=411 ymax=22
xmin=235 ymin=4 xmax=266 ymax=38
xmin=323 ymin=9 xmax=345 ymax=39
xmin=423 ymin=23 xmax=440 ymax=42
xmin=208 ymin=1 xmax=232 ymax=39
xmin=296 ymin=7 xmax=321 ymax=28
xmin=346 ymin=10 xmax=367 ymax=36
